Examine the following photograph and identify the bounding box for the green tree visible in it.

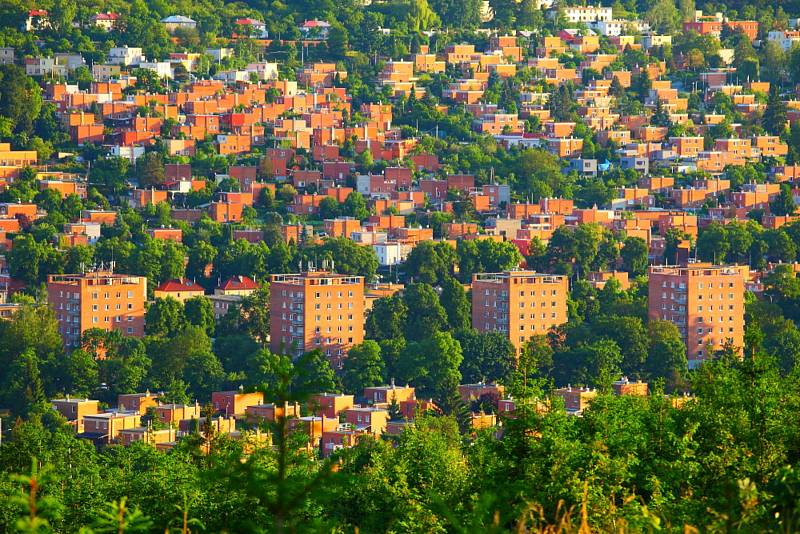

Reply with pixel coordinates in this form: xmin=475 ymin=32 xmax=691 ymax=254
xmin=90 ymin=498 xmax=152 ymax=534
xmin=0 ymin=304 xmax=63 ymax=392
xmin=1 ymin=348 xmax=46 ymax=417
xmin=184 ymin=296 xmax=215 ymax=337
xmin=144 ymin=298 xmax=187 ymax=337
xmin=327 ymin=24 xmax=349 ymax=60
xmin=770 ymin=184 xmax=796 ymax=217
xmin=305 ymin=237 xmax=378 ymax=281
xmin=398 ymin=331 xmax=463 ymax=401
xmin=342 ymin=191 xmax=369 ymax=220
xmin=292 ymin=349 xmax=339 ymax=395
xmin=89 ymin=157 xmax=130 ymax=198
xmin=620 ymin=236 xmax=648 ymax=277
xmin=341 ymin=340 xmax=385 ymax=394
xmin=591 ymin=316 xmax=649 ymax=378
xmin=763 ymin=85 xmax=787 ymax=136
xmin=645 ymin=0 xmax=681 ymax=33
xmin=0 ymin=64 xmax=43 ymax=135
xmin=403 ymin=283 xmax=448 ymax=341
xmin=456 ymin=239 xmax=522 ymax=282
xmin=430 ymin=0 xmax=482 ymax=28
xmin=91 ymin=333 xmax=150 ymax=402
xmin=553 ymin=339 xmax=623 ymax=389
xmin=223 ymin=284 xmax=271 ymax=343
xmin=149 ymin=326 xmax=222 ymax=398
xmin=137 ymin=152 xmax=166 ymax=188
xmin=646 ymin=320 xmax=688 ymax=391
xmin=697 ymin=223 xmax=730 ymax=263
xmin=440 ymin=276 xmax=471 ymax=331
xmin=404 ymin=241 xmax=456 ymax=285
xmin=365 ymin=294 xmax=408 ymax=341
xmin=59 ymin=349 xmax=99 ymax=398
xmin=455 ymin=329 xmax=516 ymax=384
xmin=317 ymin=196 xmax=340 ymax=220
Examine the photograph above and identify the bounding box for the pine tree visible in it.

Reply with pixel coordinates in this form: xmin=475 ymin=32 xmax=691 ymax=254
xmin=763 ymin=85 xmax=787 ymax=136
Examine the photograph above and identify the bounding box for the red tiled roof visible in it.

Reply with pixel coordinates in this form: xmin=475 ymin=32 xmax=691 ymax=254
xmin=302 ymin=19 xmax=330 ymax=28
xmin=28 ymin=9 xmax=48 ymax=16
xmin=219 ymin=275 xmax=259 ymax=291
xmin=156 ymin=278 xmax=204 ymax=293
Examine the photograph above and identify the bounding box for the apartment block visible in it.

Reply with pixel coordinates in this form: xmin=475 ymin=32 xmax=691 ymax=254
xmin=269 ymin=271 xmax=365 ymax=362
xmin=648 ymin=264 xmax=746 ymax=367
xmin=51 ymin=397 xmax=100 ymax=432
xmin=47 ymin=271 xmax=147 ymax=347
xmin=211 ymin=391 xmax=265 ymax=416
xmin=472 ymin=271 xmax=569 ymax=353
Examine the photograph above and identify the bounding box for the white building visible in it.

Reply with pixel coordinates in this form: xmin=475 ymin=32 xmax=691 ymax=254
xmin=245 ymin=62 xmax=279 ymax=80
xmin=234 ymin=18 xmax=268 ymax=38
xmin=299 ymin=20 xmax=331 ymax=39
xmin=205 ymin=48 xmax=234 ymax=62
xmin=592 ymin=19 xmax=649 ymax=37
xmin=642 ymin=34 xmax=672 ymax=49
xmin=110 ymin=145 xmax=145 ymax=162
xmin=25 ymin=54 xmax=85 ymax=77
xmin=373 ymin=242 xmax=411 ymax=267
xmin=562 ymin=6 xmax=613 ymax=23
xmin=0 ymin=48 xmax=14 ymax=65
xmin=161 ymin=15 xmax=197 ymax=33
xmin=91 ymin=12 xmax=119 ymax=31
xmin=767 ymin=30 xmax=800 ymax=51
xmin=137 ymin=61 xmax=173 ymax=79
xmin=108 ymin=47 xmax=145 ymax=66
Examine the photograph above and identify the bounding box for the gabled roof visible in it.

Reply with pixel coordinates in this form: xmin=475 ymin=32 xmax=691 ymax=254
xmin=302 ymin=19 xmax=331 ymax=28
xmin=93 ymin=12 xmax=119 ymax=20
xmin=219 ymin=275 xmax=259 ymax=291
xmin=235 ymin=18 xmax=264 ymax=26
xmin=28 ymin=9 xmax=48 ymax=17
xmin=161 ymin=15 xmax=196 ymax=23
xmin=155 ymin=278 xmax=204 ymax=293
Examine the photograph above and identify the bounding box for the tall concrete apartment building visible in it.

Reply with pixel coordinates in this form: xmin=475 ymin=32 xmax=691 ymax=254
xmin=648 ymin=264 xmax=746 ymax=367
xmin=471 ymin=271 xmax=569 ymax=352
xmin=47 ymin=271 xmax=147 ymax=347
xmin=270 ymin=271 xmax=365 ymax=364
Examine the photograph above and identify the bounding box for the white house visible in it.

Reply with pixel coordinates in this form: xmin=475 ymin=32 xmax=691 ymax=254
xmin=137 ymin=61 xmax=174 ymax=79
xmin=561 ymin=5 xmax=613 ymax=23
xmin=161 ymin=15 xmax=197 ymax=33
xmin=91 ymin=12 xmax=119 ymax=31
xmin=234 ymin=18 xmax=268 ymax=38
xmin=110 ymin=145 xmax=145 ymax=162
xmin=108 ymin=46 xmax=145 ymax=66
xmin=592 ymin=19 xmax=649 ymax=37
xmin=25 ymin=54 xmax=85 ymax=77
xmin=373 ymin=242 xmax=411 ymax=267
xmin=245 ymin=62 xmax=279 ymax=80
xmin=205 ymin=48 xmax=234 ymax=62
xmin=642 ymin=34 xmax=672 ymax=49
xmin=24 ymin=9 xmax=50 ymax=32
xmin=299 ymin=20 xmax=331 ymax=40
